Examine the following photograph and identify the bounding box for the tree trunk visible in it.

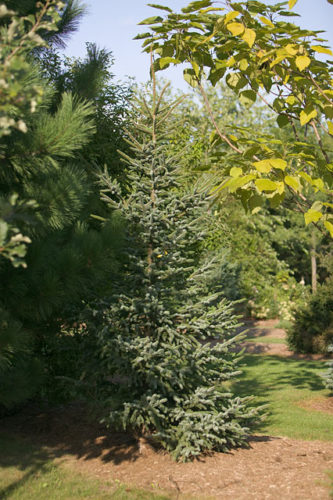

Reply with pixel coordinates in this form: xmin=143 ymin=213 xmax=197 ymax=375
xmin=311 ymin=230 xmax=317 ymax=294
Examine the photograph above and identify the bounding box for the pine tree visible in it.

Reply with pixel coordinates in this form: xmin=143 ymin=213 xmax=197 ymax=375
xmin=39 ymin=42 xmax=133 ymax=191
xmin=0 ymin=0 xmax=73 ymax=410
xmin=92 ymin=81 xmax=259 ymax=461
xmin=1 ymin=0 xmax=87 ymax=49
xmin=0 ymin=2 xmax=126 ymax=409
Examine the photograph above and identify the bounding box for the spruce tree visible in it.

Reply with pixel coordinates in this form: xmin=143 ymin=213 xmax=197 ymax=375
xmin=93 ymin=82 xmax=259 ymax=461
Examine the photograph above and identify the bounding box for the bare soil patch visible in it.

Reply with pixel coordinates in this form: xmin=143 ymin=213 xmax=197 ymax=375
xmin=2 ymin=404 xmax=333 ymax=499
xmin=243 ymin=319 xmax=286 ymax=339
xmin=63 ymin=436 xmax=333 ymax=500
xmin=298 ymin=396 xmax=333 ymax=415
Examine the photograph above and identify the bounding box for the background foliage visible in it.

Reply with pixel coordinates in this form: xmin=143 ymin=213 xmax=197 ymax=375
xmin=1 ymin=0 xmax=333 ymax=460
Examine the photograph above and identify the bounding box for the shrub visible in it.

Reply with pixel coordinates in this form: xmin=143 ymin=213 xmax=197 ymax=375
xmin=321 ymin=346 xmax=333 ymax=392
xmin=246 ymin=273 xmax=308 ymax=321
xmin=87 ymin=84 xmax=260 ymax=461
xmin=287 ymin=276 xmax=333 ymax=354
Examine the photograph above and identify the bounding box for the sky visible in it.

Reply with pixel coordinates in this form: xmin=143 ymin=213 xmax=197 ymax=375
xmin=64 ymin=0 xmax=333 ymax=91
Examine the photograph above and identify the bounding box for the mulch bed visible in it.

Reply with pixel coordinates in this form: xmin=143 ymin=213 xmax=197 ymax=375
xmin=1 ymin=399 xmax=333 ymax=499
xmin=2 ymin=320 xmax=333 ymax=499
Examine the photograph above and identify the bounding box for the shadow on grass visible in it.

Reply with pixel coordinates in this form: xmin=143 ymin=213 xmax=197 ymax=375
xmin=0 ymin=430 xmax=168 ymax=500
xmin=232 ymin=355 xmax=327 ymax=434
xmin=0 ymin=434 xmax=56 ymax=499
xmin=235 ymin=355 xmax=325 ymax=396
xmin=0 ymin=401 xmax=145 ymax=498
xmin=236 ymin=343 xmax=280 ymax=354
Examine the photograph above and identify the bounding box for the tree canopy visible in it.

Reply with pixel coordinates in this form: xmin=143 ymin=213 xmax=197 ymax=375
xmin=137 ymin=0 xmax=333 ymax=236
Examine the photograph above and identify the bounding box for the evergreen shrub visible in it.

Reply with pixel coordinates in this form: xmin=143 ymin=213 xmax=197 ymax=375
xmin=89 ymin=83 xmax=260 ymax=461
xmin=0 ymin=308 xmax=43 ymax=413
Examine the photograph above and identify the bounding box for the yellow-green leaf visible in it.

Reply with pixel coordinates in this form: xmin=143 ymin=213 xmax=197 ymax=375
xmin=285 ymin=44 xmax=298 ymax=56
xmin=239 ymin=90 xmax=256 ymax=107
xmin=312 ymin=178 xmax=325 ymax=191
xmin=300 ymin=108 xmax=317 ymax=126
xmin=221 ymin=174 xmax=256 ymax=193
xmin=311 ymin=201 xmax=323 ymax=212
xmin=139 ymin=15 xmax=163 ymax=25
xmin=288 ymin=0 xmax=298 ymax=8
xmin=159 ymin=57 xmax=180 ymax=69
xmin=286 ymin=95 xmax=296 ymax=105
xmin=304 ymin=209 xmax=322 ymax=225
xmin=224 ymin=11 xmax=240 ymax=24
xmin=270 ymin=56 xmax=286 ymax=68
xmin=229 ymin=176 xmax=255 ymax=192
xmin=296 ymin=55 xmax=310 ymax=71
xmin=252 ymin=158 xmax=287 ymax=172
xmin=209 ymin=130 xmax=217 ymax=143
xmin=192 ymin=61 xmax=200 ymax=77
xmin=249 ymin=194 xmax=264 ymax=214
xmin=269 ymin=193 xmax=285 ymax=209
xmin=255 ymin=179 xmax=278 ymax=192
xmin=183 ymin=68 xmax=198 ymax=88
xmin=270 ymin=159 xmax=287 ymax=170
xmin=226 ymin=56 xmax=236 ymax=67
xmin=328 ymin=121 xmax=333 ymax=135
xmin=284 ymin=175 xmax=301 ymax=191
xmin=226 ymin=72 xmax=247 ymax=89
xmin=197 ymin=32 xmax=215 ymax=46
xmin=239 ymin=59 xmax=249 ymax=71
xmin=200 ymin=7 xmax=225 ymax=13
xmin=277 ymin=114 xmax=289 ymax=128
xmin=253 ymin=160 xmax=272 ymax=173
xmin=259 ymin=16 xmax=274 ymax=28
xmin=311 ymin=45 xmax=333 ymax=56
xmin=242 ymin=28 xmax=256 ymax=48
xmin=230 ymin=167 xmax=242 ymax=177
xmin=323 ymin=106 xmax=333 ymax=119
xmin=324 ymin=220 xmax=333 ymax=237
xmin=276 ymin=181 xmax=285 ymax=195
xmin=299 ymin=171 xmax=313 ymax=184
xmin=227 ymin=22 xmax=244 ymax=36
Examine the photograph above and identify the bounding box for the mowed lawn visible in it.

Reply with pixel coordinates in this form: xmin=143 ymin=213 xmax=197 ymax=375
xmin=0 ymin=433 xmax=169 ymax=500
xmin=1 ymin=354 xmax=332 ymax=499
xmin=234 ymin=354 xmax=333 ymax=441
xmin=244 ymin=337 xmax=286 ymax=344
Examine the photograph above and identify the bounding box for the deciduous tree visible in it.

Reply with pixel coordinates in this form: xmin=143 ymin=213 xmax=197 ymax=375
xmin=137 ymin=0 xmax=333 ymax=235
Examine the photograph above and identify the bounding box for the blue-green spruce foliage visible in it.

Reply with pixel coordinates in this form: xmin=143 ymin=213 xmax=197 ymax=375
xmin=94 ymin=83 xmax=259 ymax=461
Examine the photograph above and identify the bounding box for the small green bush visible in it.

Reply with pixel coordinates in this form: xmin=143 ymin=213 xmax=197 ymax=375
xmin=322 ymin=346 xmax=333 ymax=392
xmin=287 ymin=277 xmax=333 ymax=354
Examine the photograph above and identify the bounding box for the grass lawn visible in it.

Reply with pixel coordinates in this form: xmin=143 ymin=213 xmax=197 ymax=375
xmin=244 ymin=337 xmax=286 ymax=344
xmin=234 ymin=354 xmax=333 ymax=441
xmin=0 ymin=434 xmax=169 ymax=500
